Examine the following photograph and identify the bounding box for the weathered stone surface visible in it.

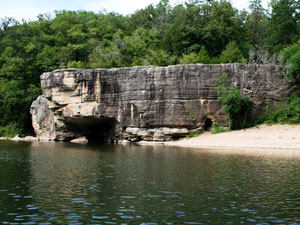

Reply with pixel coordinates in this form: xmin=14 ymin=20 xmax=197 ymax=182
xmin=122 ymin=127 xmax=188 ymax=141
xmin=31 ymin=64 xmax=294 ymax=142
xmin=0 ymin=136 xmax=38 ymax=142
xmin=23 ymin=136 xmax=38 ymax=142
xmin=70 ymin=136 xmax=88 ymax=144
xmin=11 ymin=135 xmax=22 ymax=141
xmin=0 ymin=137 xmax=9 ymax=140
xmin=31 ymin=96 xmax=56 ymax=140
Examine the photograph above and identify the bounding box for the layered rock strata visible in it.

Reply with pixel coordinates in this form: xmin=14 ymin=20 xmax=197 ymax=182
xmin=30 ymin=64 xmax=292 ymax=142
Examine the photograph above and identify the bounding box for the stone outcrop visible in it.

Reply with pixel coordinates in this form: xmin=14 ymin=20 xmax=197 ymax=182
xmin=70 ymin=136 xmax=88 ymax=144
xmin=30 ymin=64 xmax=293 ymax=142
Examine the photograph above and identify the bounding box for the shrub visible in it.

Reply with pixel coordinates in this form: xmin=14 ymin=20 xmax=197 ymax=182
xmin=187 ymin=131 xmax=203 ymax=139
xmin=179 ymin=52 xmax=200 ymax=64
xmin=211 ymin=123 xmax=227 ymax=134
xmin=179 ymin=46 xmax=211 ymax=64
xmin=67 ymin=60 xmax=86 ymax=68
xmin=219 ymin=41 xmax=245 ymax=63
xmin=258 ymin=97 xmax=300 ymax=124
xmin=0 ymin=123 xmax=22 ymax=137
xmin=216 ymin=73 xmax=253 ymax=130
xmin=280 ymin=40 xmax=300 ymax=79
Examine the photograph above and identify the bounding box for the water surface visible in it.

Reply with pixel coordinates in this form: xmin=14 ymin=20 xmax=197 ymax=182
xmin=0 ymin=141 xmax=300 ymax=224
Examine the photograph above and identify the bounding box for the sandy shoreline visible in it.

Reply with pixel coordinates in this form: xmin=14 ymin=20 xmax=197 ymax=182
xmin=134 ymin=124 xmax=300 ymax=153
xmin=131 ymin=124 xmax=300 ymax=157
xmin=166 ymin=125 xmax=300 ymax=150
xmin=163 ymin=124 xmax=300 ymax=150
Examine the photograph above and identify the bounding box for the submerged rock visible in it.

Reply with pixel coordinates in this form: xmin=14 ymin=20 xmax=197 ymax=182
xmin=30 ymin=64 xmax=293 ymax=142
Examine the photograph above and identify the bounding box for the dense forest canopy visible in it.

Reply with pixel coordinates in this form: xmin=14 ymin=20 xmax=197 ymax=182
xmin=0 ymin=0 xmax=299 ymax=135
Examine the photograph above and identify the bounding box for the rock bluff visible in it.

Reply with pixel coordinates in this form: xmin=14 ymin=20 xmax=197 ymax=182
xmin=30 ymin=64 xmax=292 ymax=142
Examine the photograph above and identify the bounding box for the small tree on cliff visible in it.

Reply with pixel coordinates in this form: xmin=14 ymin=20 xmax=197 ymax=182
xmin=280 ymin=39 xmax=300 ymax=79
xmin=216 ymin=73 xmax=253 ymax=130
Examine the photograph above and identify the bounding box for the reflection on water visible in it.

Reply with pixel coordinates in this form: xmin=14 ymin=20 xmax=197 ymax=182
xmin=0 ymin=141 xmax=300 ymax=224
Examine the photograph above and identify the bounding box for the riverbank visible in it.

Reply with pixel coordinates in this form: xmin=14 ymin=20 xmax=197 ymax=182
xmin=0 ymin=135 xmax=38 ymax=142
xmin=161 ymin=124 xmax=300 ymax=150
xmin=2 ymin=124 xmax=300 ymax=151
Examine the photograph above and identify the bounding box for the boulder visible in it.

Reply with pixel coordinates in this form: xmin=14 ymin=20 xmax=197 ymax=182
xmin=24 ymin=136 xmax=38 ymax=142
xmin=70 ymin=136 xmax=88 ymax=144
xmin=11 ymin=135 xmax=22 ymax=141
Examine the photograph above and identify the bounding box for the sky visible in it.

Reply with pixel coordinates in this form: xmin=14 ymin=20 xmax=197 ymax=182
xmin=0 ymin=0 xmax=270 ymax=22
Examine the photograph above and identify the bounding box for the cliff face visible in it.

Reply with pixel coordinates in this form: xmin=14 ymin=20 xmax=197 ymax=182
xmin=30 ymin=64 xmax=291 ymax=142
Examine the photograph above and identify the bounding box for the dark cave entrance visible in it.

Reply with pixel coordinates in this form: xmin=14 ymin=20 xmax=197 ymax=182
xmin=65 ymin=117 xmax=118 ymax=143
xmin=204 ymin=117 xmax=213 ymax=131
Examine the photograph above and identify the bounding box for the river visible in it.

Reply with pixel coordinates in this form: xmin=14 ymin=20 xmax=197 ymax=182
xmin=0 ymin=141 xmax=300 ymax=224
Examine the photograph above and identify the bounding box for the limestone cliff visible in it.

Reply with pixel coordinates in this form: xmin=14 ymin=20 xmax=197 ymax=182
xmin=30 ymin=64 xmax=292 ymax=142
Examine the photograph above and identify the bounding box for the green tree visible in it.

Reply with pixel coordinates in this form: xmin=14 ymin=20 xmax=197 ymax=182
xmin=266 ymin=0 xmax=299 ymax=53
xmin=202 ymin=0 xmax=242 ymax=56
xmin=162 ymin=4 xmax=191 ymax=56
xmin=179 ymin=46 xmax=211 ymax=64
xmin=280 ymin=40 xmax=300 ymax=79
xmin=216 ymin=73 xmax=253 ymax=130
xmin=88 ymin=40 xmax=124 ymax=68
xmin=244 ymin=0 xmax=268 ymax=49
xmin=124 ymin=28 xmax=159 ymax=66
xmin=219 ymin=41 xmax=245 ymax=63
xmin=146 ymin=49 xmax=177 ymax=66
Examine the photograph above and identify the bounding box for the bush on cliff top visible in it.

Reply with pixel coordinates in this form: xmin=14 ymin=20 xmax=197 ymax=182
xmin=280 ymin=40 xmax=300 ymax=79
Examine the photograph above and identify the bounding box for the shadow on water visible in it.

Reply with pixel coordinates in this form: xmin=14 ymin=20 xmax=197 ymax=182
xmin=1 ymin=141 xmax=300 ymax=224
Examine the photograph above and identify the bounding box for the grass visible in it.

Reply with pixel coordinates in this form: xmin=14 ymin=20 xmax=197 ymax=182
xmin=187 ymin=131 xmax=203 ymax=139
xmin=211 ymin=123 xmax=227 ymax=134
xmin=257 ymin=96 xmax=300 ymax=125
xmin=0 ymin=123 xmax=22 ymax=137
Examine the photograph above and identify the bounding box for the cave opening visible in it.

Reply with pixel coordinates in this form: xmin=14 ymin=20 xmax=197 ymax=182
xmin=65 ymin=117 xmax=118 ymax=143
xmin=204 ymin=117 xmax=213 ymax=131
